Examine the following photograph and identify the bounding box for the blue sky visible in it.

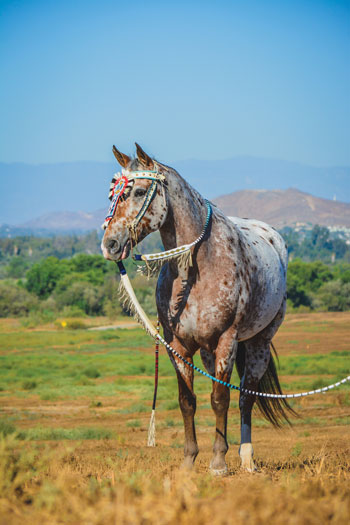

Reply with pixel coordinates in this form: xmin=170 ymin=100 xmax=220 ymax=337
xmin=0 ymin=0 xmax=349 ymax=166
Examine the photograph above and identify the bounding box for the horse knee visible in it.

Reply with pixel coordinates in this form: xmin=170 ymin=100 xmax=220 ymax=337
xmin=179 ymin=391 xmax=196 ymax=417
xmin=211 ymin=389 xmax=230 ymax=415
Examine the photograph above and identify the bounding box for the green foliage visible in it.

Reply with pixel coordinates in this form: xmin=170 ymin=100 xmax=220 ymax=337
xmin=286 ymin=259 xmax=350 ymax=311
xmin=26 ymin=256 xmax=69 ymax=298
xmin=1 ymin=225 xmax=350 ymax=318
xmin=317 ymin=280 xmax=350 ymax=312
xmin=17 ymin=426 xmax=115 ymax=440
xmin=5 ymin=256 xmax=29 ymax=278
xmin=0 ymin=419 xmax=16 ymax=437
xmin=0 ymin=281 xmax=38 ymax=317
xmin=282 ymin=224 xmax=350 ymax=263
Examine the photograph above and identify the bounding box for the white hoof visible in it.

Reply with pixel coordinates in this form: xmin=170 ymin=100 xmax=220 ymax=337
xmin=209 ymin=465 xmax=228 ymax=476
xmin=239 ymin=443 xmax=256 ymax=472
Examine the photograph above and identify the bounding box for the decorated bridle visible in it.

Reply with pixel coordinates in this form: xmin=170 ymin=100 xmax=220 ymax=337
xmin=103 ymin=166 xmax=212 ymax=276
xmin=102 ymin=168 xmax=166 ymax=232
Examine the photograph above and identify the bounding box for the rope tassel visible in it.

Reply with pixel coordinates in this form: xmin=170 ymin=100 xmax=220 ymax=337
xmin=147 ymin=409 xmax=156 ymax=447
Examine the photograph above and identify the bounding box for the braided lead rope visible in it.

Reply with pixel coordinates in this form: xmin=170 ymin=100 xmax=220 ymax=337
xmin=155 ymin=332 xmax=350 ymax=398
xmin=117 ymin=262 xmax=350 ymax=399
xmin=133 ymin=200 xmax=212 ymax=263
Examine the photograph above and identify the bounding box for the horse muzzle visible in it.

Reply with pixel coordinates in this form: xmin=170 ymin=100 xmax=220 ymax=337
xmin=101 ymin=237 xmax=130 ymax=261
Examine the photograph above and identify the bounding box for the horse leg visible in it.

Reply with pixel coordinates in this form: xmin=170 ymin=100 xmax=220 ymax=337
xmin=238 ymin=338 xmax=270 ymax=472
xmin=239 ymin=300 xmax=286 ymax=471
xmin=209 ymin=332 xmax=237 ymax=475
xmin=168 ymin=338 xmax=199 ymax=469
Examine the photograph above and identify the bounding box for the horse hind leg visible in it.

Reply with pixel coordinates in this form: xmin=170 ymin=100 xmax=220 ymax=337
xmin=237 ymin=339 xmax=271 ymax=472
xmin=238 ymin=299 xmax=288 ymax=472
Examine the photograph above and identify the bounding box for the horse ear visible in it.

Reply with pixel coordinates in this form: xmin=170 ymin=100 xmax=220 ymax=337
xmin=135 ymin=143 xmax=154 ymax=169
xmin=112 ymin=146 xmax=130 ymax=168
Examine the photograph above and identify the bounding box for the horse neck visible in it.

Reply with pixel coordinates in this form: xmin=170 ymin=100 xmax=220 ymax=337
xmin=159 ymin=169 xmax=207 ymax=251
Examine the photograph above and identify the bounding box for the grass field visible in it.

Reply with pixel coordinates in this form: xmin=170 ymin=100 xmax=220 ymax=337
xmin=0 ymin=312 xmax=349 ymax=524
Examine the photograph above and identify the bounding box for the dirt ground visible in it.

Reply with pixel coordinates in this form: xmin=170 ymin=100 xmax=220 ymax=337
xmin=0 ymin=312 xmax=349 ymax=524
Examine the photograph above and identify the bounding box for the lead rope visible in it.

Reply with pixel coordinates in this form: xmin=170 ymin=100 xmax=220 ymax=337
xmin=117 ymin=261 xmax=350 ymax=400
xmin=147 ymin=319 xmax=160 ymax=447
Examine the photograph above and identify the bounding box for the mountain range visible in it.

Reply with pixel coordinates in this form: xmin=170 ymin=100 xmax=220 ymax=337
xmin=1 ymin=187 xmax=349 ymax=237
xmin=214 ymin=188 xmax=350 ymax=229
xmin=1 ymin=156 xmax=349 ymax=226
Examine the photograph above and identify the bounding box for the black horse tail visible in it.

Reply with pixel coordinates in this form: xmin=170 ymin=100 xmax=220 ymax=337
xmin=235 ymin=342 xmax=297 ymax=428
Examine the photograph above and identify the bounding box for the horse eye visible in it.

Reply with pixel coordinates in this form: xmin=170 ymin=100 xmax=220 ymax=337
xmin=134 ymin=188 xmax=147 ymax=198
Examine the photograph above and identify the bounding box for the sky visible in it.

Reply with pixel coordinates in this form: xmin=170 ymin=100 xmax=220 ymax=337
xmin=0 ymin=0 xmax=349 ymax=166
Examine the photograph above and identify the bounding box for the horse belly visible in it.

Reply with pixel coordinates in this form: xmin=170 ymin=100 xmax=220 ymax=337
xmin=235 ymin=229 xmax=286 ymax=341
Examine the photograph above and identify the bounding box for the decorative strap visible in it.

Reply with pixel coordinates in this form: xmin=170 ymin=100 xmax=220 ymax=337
xmin=134 ymin=199 xmax=212 ymax=276
xmin=129 ymin=180 xmax=158 ymax=242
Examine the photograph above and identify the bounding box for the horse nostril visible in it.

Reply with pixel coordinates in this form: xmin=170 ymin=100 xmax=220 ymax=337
xmin=106 ymin=239 xmax=120 ymax=255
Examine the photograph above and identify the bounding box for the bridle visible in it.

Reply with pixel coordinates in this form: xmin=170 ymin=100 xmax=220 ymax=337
xmin=102 ymin=168 xmax=166 ymax=234
xmin=103 ymin=167 xmax=212 ymax=275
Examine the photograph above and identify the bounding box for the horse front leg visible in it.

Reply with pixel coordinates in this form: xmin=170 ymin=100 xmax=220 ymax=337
xmin=168 ymin=338 xmax=198 ymax=469
xmin=209 ymin=332 xmax=237 ymax=475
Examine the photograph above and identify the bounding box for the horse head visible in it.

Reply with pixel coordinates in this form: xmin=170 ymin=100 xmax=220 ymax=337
xmin=101 ymin=144 xmax=168 ymax=261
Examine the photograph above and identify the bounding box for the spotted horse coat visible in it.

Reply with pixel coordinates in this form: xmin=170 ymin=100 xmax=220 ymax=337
xmin=102 ymin=144 xmax=293 ymax=475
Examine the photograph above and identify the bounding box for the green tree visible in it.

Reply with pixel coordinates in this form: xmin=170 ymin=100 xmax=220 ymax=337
xmin=25 ymin=257 xmax=69 ymax=298
xmin=5 ymin=257 xmax=29 ymax=278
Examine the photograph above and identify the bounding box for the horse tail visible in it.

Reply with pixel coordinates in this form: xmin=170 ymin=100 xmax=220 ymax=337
xmin=235 ymin=342 xmax=297 ymax=428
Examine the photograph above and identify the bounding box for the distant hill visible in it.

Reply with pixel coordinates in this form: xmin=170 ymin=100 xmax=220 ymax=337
xmin=1 ymin=156 xmax=349 ymax=224
xmin=2 ymin=187 xmax=348 ymax=236
xmin=22 ymin=209 xmax=105 ymax=232
xmin=213 ymin=188 xmax=350 ymax=228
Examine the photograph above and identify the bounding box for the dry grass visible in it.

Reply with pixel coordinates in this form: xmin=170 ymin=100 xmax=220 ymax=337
xmin=0 ymin=435 xmax=349 ymax=525
xmin=0 ymin=312 xmax=349 ymax=524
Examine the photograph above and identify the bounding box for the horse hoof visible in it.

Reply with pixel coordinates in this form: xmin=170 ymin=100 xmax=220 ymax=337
xmin=239 ymin=443 xmax=257 ymax=473
xmin=209 ymin=465 xmax=228 ymax=476
xmin=180 ymin=458 xmax=195 ymax=470
xmin=210 ymin=467 xmax=228 ymax=476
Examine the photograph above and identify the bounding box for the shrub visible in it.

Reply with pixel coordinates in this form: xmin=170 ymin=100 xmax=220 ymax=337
xmin=66 ymin=319 xmax=87 ymax=330
xmin=317 ymin=280 xmax=350 ymax=312
xmin=22 ymin=380 xmax=37 ymax=390
xmin=84 ymin=367 xmax=101 ymax=379
xmin=54 ymin=281 xmax=104 ymax=315
xmin=0 ymin=281 xmax=38 ymax=317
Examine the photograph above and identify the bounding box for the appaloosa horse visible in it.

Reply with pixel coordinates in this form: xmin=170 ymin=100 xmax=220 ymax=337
xmin=102 ymin=144 xmax=293 ymax=474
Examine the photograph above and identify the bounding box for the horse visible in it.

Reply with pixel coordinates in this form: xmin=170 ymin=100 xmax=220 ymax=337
xmin=101 ymin=143 xmax=294 ymax=474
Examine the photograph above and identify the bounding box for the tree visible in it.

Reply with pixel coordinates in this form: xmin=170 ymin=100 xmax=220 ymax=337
xmin=25 ymin=257 xmax=68 ymax=298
